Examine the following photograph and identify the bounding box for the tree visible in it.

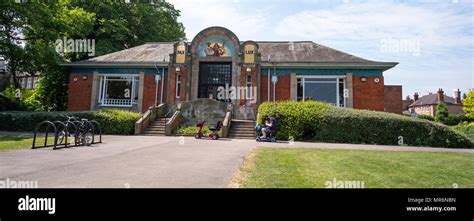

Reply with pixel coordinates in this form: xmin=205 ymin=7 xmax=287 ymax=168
xmin=1 ymin=0 xmax=185 ymax=110
xmin=435 ymin=102 xmax=449 ymax=124
xmin=463 ymin=89 xmax=474 ymax=118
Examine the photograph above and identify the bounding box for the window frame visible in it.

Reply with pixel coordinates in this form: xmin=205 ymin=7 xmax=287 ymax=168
xmin=297 ymin=75 xmax=347 ymax=107
xmin=98 ymin=74 xmax=139 ymax=107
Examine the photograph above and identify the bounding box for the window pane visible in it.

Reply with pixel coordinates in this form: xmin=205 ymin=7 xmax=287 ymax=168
xmin=106 ymin=79 xmax=132 ymax=99
xmin=304 ymin=82 xmax=337 ymax=104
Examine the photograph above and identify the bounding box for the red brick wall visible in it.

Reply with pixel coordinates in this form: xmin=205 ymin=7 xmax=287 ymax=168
xmin=68 ymin=73 xmax=92 ymax=111
xmin=239 ymin=67 xmax=257 ymax=106
xmin=168 ymin=66 xmax=186 ymax=105
xmin=260 ymin=75 xmax=291 ymax=103
xmin=142 ymin=75 xmax=157 ymax=112
xmin=384 ymin=85 xmax=403 ymax=114
xmin=352 ymin=76 xmax=385 ymax=111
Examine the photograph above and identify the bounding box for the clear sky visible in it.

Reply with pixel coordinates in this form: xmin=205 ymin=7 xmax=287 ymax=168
xmin=168 ymin=0 xmax=473 ymax=99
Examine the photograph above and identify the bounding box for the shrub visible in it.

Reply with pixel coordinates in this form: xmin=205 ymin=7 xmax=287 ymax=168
xmin=174 ymin=125 xmax=210 ymax=136
xmin=0 ymin=109 xmax=141 ymax=135
xmin=257 ymin=101 xmax=473 ymax=148
xmin=0 ymin=95 xmax=27 ymax=111
xmin=451 ymin=122 xmax=474 ymax=142
xmin=435 ymin=102 xmax=449 ymax=123
xmin=418 ymin=114 xmax=434 ymax=122
xmin=1 ymin=84 xmax=43 ymax=111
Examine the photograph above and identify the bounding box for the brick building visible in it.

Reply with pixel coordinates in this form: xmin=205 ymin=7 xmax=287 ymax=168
xmin=407 ymin=89 xmax=464 ymax=117
xmin=61 ymin=26 xmax=400 ymax=119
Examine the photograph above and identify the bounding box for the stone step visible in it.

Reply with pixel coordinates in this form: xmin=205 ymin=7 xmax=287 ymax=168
xmin=147 ymin=125 xmax=166 ymax=129
xmin=229 ymin=132 xmax=255 ymax=135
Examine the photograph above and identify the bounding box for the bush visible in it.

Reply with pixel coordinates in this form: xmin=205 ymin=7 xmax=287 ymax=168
xmin=0 ymin=95 xmax=27 ymax=111
xmin=451 ymin=122 xmax=474 ymax=142
xmin=418 ymin=114 xmax=434 ymax=122
xmin=174 ymin=125 xmax=210 ymax=136
xmin=0 ymin=109 xmax=141 ymax=135
xmin=257 ymin=101 xmax=473 ymax=148
xmin=435 ymin=102 xmax=449 ymax=123
xmin=1 ymin=84 xmax=43 ymax=111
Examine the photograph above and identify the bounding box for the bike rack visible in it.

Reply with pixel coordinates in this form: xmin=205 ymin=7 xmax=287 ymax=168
xmin=89 ymin=120 xmax=102 ymax=144
xmin=32 ymin=118 xmax=103 ymax=150
xmin=51 ymin=121 xmax=69 ymax=149
xmin=32 ymin=121 xmax=58 ymax=150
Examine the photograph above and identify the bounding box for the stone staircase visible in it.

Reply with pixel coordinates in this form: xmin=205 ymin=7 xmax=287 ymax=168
xmin=228 ymin=120 xmax=255 ymax=139
xmin=143 ymin=118 xmax=168 ymax=136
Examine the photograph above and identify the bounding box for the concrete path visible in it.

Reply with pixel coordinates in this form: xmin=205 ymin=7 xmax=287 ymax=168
xmin=0 ymin=136 xmax=255 ymax=188
xmin=1 ymin=135 xmax=472 ymax=188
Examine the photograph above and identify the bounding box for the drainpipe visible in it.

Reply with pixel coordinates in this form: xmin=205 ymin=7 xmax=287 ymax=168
xmin=153 ymin=63 xmax=160 ymax=106
xmin=161 ymin=66 xmax=164 ymax=104
xmin=273 ymin=62 xmax=276 ymax=102
xmin=267 ymin=55 xmax=271 ymax=102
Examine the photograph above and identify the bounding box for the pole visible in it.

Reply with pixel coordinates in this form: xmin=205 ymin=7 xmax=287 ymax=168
xmin=160 ymin=67 xmax=164 ymax=104
xmin=273 ymin=63 xmax=276 ymax=102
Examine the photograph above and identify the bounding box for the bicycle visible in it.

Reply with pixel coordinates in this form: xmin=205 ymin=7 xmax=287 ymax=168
xmin=57 ymin=115 xmax=93 ymax=146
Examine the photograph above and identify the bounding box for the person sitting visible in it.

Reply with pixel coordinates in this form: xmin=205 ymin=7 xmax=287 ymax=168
xmin=261 ymin=115 xmax=277 ymax=139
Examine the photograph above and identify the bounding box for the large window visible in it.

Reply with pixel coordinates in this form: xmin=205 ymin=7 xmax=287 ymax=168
xmin=198 ymin=62 xmax=232 ymax=100
xmin=98 ymin=75 xmax=139 ymax=107
xmin=297 ymin=77 xmax=346 ymax=107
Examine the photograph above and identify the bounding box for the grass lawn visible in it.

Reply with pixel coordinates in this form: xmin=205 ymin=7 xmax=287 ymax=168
xmin=0 ymin=135 xmax=55 ymax=152
xmin=235 ymin=148 xmax=474 ymax=188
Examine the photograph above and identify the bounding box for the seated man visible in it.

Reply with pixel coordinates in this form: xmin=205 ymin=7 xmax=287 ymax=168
xmin=261 ymin=115 xmax=277 ymax=138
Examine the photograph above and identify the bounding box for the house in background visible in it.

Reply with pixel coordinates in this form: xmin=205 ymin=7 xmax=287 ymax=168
xmin=407 ymin=88 xmax=464 ymax=116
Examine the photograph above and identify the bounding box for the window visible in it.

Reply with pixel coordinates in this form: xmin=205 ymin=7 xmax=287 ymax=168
xmin=98 ymin=75 xmax=139 ymax=107
xmin=176 ymin=74 xmax=181 ymax=99
xmin=26 ymin=77 xmax=33 ymax=89
xmin=296 ymin=77 xmax=346 ymax=107
xmin=246 ymin=75 xmax=252 ymax=99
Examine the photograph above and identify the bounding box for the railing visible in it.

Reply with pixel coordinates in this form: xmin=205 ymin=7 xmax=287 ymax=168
xmin=135 ymin=103 xmax=167 ymax=134
xmin=165 ymin=110 xmax=182 ymax=136
xmin=222 ymin=111 xmax=233 ymax=138
xmin=101 ymin=98 xmax=137 ymax=107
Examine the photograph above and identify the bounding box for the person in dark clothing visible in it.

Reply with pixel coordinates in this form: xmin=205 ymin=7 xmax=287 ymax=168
xmin=261 ymin=116 xmax=276 ymax=138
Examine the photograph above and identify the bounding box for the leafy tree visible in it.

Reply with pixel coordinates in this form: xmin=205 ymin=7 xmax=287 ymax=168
xmin=1 ymin=0 xmax=185 ymax=110
xmin=435 ymin=102 xmax=449 ymax=124
xmin=463 ymin=89 xmax=474 ymax=118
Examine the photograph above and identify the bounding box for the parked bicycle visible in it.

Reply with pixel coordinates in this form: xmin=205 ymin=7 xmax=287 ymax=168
xmin=57 ymin=115 xmax=93 ymax=146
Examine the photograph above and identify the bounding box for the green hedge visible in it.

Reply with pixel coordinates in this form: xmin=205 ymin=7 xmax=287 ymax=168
xmin=0 ymin=109 xmax=141 ymax=135
xmin=257 ymin=101 xmax=473 ymax=148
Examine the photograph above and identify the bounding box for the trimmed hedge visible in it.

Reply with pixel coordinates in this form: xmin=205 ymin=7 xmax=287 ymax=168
xmin=0 ymin=109 xmax=141 ymax=135
xmin=257 ymin=101 xmax=473 ymax=148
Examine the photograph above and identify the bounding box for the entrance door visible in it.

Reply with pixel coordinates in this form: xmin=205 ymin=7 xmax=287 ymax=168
xmin=198 ymin=62 xmax=232 ymax=101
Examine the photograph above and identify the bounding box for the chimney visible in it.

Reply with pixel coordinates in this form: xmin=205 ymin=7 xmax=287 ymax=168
xmin=413 ymin=92 xmax=419 ymax=101
xmin=453 ymin=89 xmax=461 ymax=104
xmin=437 ymin=88 xmax=444 ymax=103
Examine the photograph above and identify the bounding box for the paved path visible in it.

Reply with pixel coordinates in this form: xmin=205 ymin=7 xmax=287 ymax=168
xmin=0 ymin=136 xmax=255 ymax=188
xmin=1 ymin=135 xmax=472 ymax=188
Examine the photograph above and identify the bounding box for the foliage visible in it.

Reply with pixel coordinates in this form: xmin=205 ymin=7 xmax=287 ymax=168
xmin=418 ymin=114 xmax=434 ymax=122
xmin=435 ymin=102 xmax=449 ymax=123
xmin=1 ymin=84 xmax=42 ymax=111
xmin=0 ymin=0 xmax=185 ymax=110
xmin=175 ymin=125 xmax=210 ymax=136
xmin=451 ymin=122 xmax=474 ymax=142
xmin=257 ymin=101 xmax=473 ymax=148
xmin=0 ymin=109 xmax=141 ymax=135
xmin=463 ymin=88 xmax=474 ymax=118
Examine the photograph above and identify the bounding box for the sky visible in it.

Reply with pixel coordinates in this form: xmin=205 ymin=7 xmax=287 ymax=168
xmin=167 ymin=0 xmax=473 ymax=98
